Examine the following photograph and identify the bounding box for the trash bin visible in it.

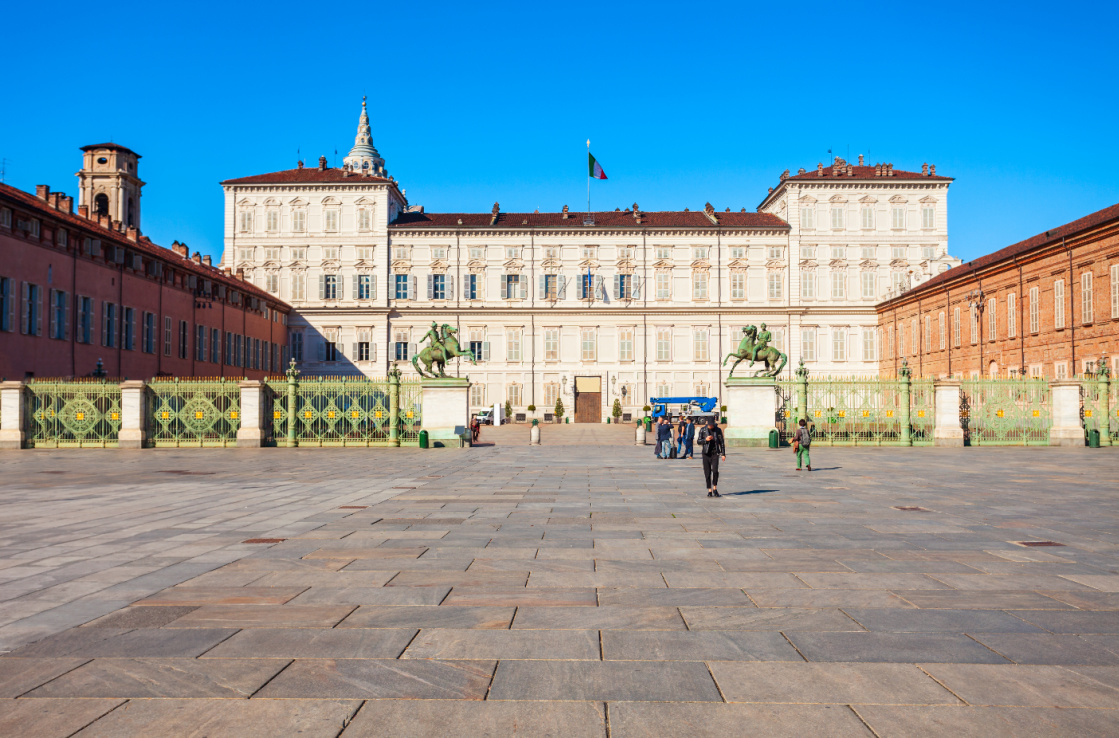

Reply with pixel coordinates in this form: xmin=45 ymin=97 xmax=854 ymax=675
xmin=1088 ymin=429 xmax=1100 ymax=448
xmin=419 ymin=429 xmax=429 ymax=449
xmin=768 ymin=429 xmax=779 ymax=449
xmin=644 ymin=417 xmax=652 ymax=432
xmin=606 ymin=417 xmax=611 ymax=424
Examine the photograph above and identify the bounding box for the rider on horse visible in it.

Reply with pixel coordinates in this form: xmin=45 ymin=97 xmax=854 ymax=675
xmin=748 ymin=322 xmax=772 ymax=366
xmin=421 ymin=321 xmax=447 ymax=358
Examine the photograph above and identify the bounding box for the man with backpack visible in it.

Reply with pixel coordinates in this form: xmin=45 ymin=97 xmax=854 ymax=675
xmin=793 ymin=418 xmax=812 ymax=471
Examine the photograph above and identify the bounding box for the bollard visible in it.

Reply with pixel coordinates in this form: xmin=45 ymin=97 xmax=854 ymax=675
xmin=530 ymin=419 xmax=540 ymax=446
xmin=419 ymin=429 xmax=429 ymax=449
xmin=635 ymin=423 xmax=646 ymax=446
xmin=1088 ymin=429 xmax=1100 ymax=448
xmin=768 ymin=429 xmax=779 ymax=449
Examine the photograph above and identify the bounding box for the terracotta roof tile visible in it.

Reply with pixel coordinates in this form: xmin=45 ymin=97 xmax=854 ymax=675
xmin=783 ymin=164 xmax=952 ymax=182
xmin=221 ymin=167 xmax=393 ymax=185
xmin=391 ymin=209 xmax=788 ymax=229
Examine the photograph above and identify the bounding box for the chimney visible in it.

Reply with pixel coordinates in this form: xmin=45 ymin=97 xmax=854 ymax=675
xmin=78 ymin=204 xmax=89 ymax=219
xmin=61 ymin=196 xmax=73 ymax=214
xmin=35 ymin=184 xmax=50 ymax=201
xmin=858 ymin=154 xmax=864 ymax=166
xmin=318 ymin=156 xmax=327 ymax=170
xmin=297 ymin=160 xmax=304 ymax=169
xmin=704 ymin=202 xmax=714 ymax=215
xmin=797 ymin=168 xmax=806 ymax=175
xmin=223 ymin=267 xmax=232 ymax=276
xmin=562 ymin=204 xmax=569 ymax=219
xmin=490 ymin=202 xmax=500 ymax=225
xmin=888 ymin=163 xmax=894 ymax=176
xmin=930 ymin=164 xmax=936 ymax=176
xmin=236 ymin=267 xmax=245 ymax=281
xmin=202 ymin=255 xmax=212 ymax=267
xmin=817 ymin=162 xmax=824 ymax=176
xmin=192 ymin=252 xmax=202 ymax=264
xmin=172 ymin=241 xmax=189 ymax=257
xmin=112 ymin=219 xmax=123 ymax=232
xmin=48 ymin=192 xmax=60 ymax=209
xmin=632 ymin=202 xmax=640 ymax=219
xmin=921 ymin=162 xmax=929 ymax=175
xmin=768 ymin=187 xmax=774 ymax=193
xmin=125 ymin=226 xmax=139 ymax=242
xmin=780 ymin=169 xmax=789 ymax=181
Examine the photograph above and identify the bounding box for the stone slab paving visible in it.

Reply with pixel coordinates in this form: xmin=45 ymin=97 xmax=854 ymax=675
xmin=0 ymin=439 xmax=1118 ymax=735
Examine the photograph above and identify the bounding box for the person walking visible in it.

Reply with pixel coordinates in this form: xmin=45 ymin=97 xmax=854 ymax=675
xmin=470 ymin=415 xmax=481 ymax=444
xmin=677 ymin=416 xmax=688 ymax=459
xmin=793 ymin=418 xmax=812 ymax=471
xmin=682 ymin=416 xmax=696 ymax=459
xmin=658 ymin=417 xmax=673 ymax=459
xmin=700 ymin=418 xmax=726 ymax=496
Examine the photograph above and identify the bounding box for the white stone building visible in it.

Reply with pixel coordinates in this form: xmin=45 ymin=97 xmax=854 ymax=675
xmin=220 ymin=101 xmax=960 ymax=421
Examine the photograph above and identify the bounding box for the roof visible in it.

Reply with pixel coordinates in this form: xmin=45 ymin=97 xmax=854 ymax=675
xmin=783 ymin=164 xmax=952 ymax=182
xmin=390 ymin=209 xmax=789 ymax=229
xmin=80 ymin=143 xmax=140 ymax=157
xmin=0 ymin=183 xmax=287 ymax=310
xmin=887 ymin=201 xmax=1119 ymax=301
xmin=221 ymin=167 xmax=393 ymax=185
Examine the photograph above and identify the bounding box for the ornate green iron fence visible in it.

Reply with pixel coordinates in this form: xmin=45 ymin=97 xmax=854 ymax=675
xmin=911 ymin=379 xmax=935 ymax=446
xmin=25 ymin=379 xmax=123 ymax=447
xmin=265 ymin=378 xmax=289 ymax=447
xmin=398 ymin=379 xmax=423 ymax=444
xmin=960 ymin=378 xmax=1051 ymax=446
xmin=1080 ymin=372 xmax=1114 ymax=445
xmin=148 ymin=378 xmax=241 ymax=447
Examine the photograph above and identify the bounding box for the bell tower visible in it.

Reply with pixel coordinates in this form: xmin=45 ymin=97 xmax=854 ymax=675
xmin=77 ymin=143 xmax=145 ymax=230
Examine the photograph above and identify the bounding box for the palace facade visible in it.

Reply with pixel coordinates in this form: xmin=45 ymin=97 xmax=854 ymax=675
xmin=221 ymin=99 xmax=959 ymax=419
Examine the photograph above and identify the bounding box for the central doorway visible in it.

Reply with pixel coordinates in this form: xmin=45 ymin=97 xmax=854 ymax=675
xmin=574 ymin=376 xmax=602 ymax=423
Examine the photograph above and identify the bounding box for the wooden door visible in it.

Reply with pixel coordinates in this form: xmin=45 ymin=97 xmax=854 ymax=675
xmin=574 ymin=376 xmax=602 ymax=423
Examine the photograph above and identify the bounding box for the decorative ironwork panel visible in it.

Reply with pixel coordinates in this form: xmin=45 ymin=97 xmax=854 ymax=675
xmin=290 ymin=376 xmax=397 ymax=446
xmin=26 ymin=379 xmax=122 ymax=447
xmin=801 ymin=379 xmax=906 ymax=446
xmin=398 ymin=380 xmax=423 ymax=445
xmin=960 ymin=378 xmax=1051 ymax=446
xmin=910 ymin=379 xmax=935 ymax=446
xmin=774 ymin=380 xmax=799 ymax=444
xmin=149 ymin=379 xmax=241 ymax=447
xmin=266 ymin=379 xmax=289 ymax=447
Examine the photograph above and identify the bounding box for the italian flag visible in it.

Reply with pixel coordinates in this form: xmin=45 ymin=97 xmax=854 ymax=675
xmin=588 ymin=152 xmax=607 ymax=180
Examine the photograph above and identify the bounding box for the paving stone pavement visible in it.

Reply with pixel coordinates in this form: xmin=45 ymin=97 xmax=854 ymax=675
xmin=1 ymin=437 xmax=1119 ymax=736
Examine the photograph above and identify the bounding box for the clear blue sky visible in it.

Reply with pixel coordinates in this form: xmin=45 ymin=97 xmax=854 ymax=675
xmin=3 ymin=1 xmax=1116 ymax=263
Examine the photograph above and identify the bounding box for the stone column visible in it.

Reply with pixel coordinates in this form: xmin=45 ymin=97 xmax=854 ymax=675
xmin=421 ymin=377 xmax=470 ymax=447
xmin=236 ymin=380 xmax=266 ymax=448
xmin=1099 ymin=369 xmax=1112 ymax=447
xmin=0 ymin=382 xmax=26 ymax=450
xmin=1049 ymin=380 xmax=1084 ymax=447
xmin=724 ymin=377 xmax=776 ymax=447
xmin=118 ymin=380 xmax=148 ymax=449
xmin=932 ymin=379 xmax=964 ymax=447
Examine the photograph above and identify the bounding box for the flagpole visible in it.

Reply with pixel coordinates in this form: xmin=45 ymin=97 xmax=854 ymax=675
xmin=586 ymin=138 xmax=591 ymax=215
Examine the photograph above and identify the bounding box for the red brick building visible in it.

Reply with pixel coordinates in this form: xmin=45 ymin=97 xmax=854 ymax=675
xmin=0 ymin=148 xmax=291 ymax=380
xmin=876 ymin=202 xmax=1119 ymax=378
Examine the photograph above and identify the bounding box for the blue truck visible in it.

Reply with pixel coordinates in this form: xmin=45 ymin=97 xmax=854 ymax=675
xmin=650 ymin=397 xmax=719 ymax=421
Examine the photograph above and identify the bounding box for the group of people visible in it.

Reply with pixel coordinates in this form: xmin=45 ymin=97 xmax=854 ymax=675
xmin=653 ymin=415 xmax=727 ymax=497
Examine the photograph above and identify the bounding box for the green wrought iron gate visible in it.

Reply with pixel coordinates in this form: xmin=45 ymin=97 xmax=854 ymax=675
xmin=960 ymin=378 xmax=1051 ymax=446
xmin=148 ymin=379 xmax=241 ymax=447
xmin=25 ymin=379 xmax=123 ymax=448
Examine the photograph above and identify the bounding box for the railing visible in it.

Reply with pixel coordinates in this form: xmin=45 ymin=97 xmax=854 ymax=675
xmin=25 ymin=378 xmax=123 ymax=448
xmin=148 ymin=378 xmax=242 ymax=447
xmin=1080 ymin=374 xmax=1115 ymax=444
xmin=960 ymin=378 xmax=1051 ymax=446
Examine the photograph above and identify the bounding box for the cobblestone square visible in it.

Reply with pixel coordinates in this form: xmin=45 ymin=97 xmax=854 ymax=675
xmin=1 ymin=438 xmax=1118 ymax=736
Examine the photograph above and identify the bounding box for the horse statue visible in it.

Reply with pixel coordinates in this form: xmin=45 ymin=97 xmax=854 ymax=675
xmin=412 ymin=323 xmax=476 ymax=378
xmin=723 ymin=324 xmax=788 ymax=378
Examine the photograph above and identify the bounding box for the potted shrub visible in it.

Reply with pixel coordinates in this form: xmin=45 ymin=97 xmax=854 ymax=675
xmin=612 ymin=398 xmax=623 ymax=422
xmin=505 ymin=400 xmax=513 ymax=423
xmin=527 ymin=404 xmax=536 ymax=419
xmin=554 ymin=398 xmax=565 ymax=423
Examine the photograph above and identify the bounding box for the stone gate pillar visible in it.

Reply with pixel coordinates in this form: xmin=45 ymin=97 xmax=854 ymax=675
xmin=1049 ymin=380 xmax=1084 ymax=447
xmin=421 ymin=377 xmax=470 ymax=447
xmin=0 ymin=382 xmax=26 ymax=449
xmin=933 ymin=379 xmax=964 ymax=447
xmin=236 ymin=380 xmax=266 ymax=448
xmin=118 ymin=380 xmax=148 ymax=449
xmin=724 ymin=376 xmax=777 ymax=447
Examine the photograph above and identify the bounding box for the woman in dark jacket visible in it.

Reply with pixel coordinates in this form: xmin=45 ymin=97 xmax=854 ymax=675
xmin=700 ymin=418 xmax=726 ymax=496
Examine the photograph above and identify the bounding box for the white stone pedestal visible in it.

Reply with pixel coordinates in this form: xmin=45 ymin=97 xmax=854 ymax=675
xmin=635 ymin=424 xmax=645 ymax=446
xmin=530 ymin=423 xmax=540 ymax=445
xmin=933 ymin=379 xmax=964 ymax=447
xmin=1050 ymin=380 xmax=1085 ymax=447
xmin=422 ymin=378 xmax=471 ymax=447
xmin=118 ymin=380 xmax=148 ymax=449
xmin=0 ymin=382 xmax=26 ymax=449
xmin=724 ymin=377 xmax=776 ymax=447
xmin=236 ymin=380 xmax=266 ymax=448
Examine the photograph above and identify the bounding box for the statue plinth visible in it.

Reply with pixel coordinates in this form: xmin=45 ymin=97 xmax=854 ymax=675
xmin=724 ymin=376 xmax=777 ymax=447
xmin=421 ymin=377 xmax=471 ymax=447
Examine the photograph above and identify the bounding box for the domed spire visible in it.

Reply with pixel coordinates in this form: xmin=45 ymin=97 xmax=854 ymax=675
xmin=343 ymin=96 xmax=385 ymax=175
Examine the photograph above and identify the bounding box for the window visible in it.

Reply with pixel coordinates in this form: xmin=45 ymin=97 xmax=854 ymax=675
xmin=143 ymin=312 xmax=155 ymax=353
xmin=618 ymin=246 xmax=633 ymax=261
xmin=324 ymin=209 xmax=339 ymax=232
xmin=505 ymin=246 xmax=520 ymax=260
xmin=266 ymin=210 xmax=279 ymax=232
xmin=862 ymin=328 xmax=876 ymax=362
xmin=831 ymin=246 xmax=845 ymax=260
xmin=831 ymin=207 xmax=845 ymax=229
xmin=861 ymin=272 xmax=876 ymax=299
xmin=322 ymin=274 xmax=339 ymax=300
xmin=891 ymin=271 xmax=907 ymax=295
xmin=49 ymin=290 xmax=68 ymax=339
xmin=987 ymin=298 xmax=997 ymax=340
xmin=730 ymin=272 xmax=746 ymax=300
xmin=693 ymin=329 xmax=709 ymax=361
xmin=356 ymin=247 xmax=373 ymax=261
xmin=656 ymin=328 xmax=672 ymax=361
xmin=393 ymin=246 xmax=410 ymax=261
xmin=0 ymin=277 xmax=11 ymax=332
xmin=924 ymin=315 xmax=931 ymax=352
xmin=431 ymin=246 xmax=447 ymax=260
xmin=322 ymin=247 xmax=338 ymax=261
xmin=801 ymin=328 xmax=816 ymax=362
xmin=801 ymin=272 xmax=816 ymax=299
xmin=468 ymin=329 xmax=488 ymax=362
xmin=1081 ymin=272 xmax=1093 ymax=324
xmin=801 ymin=245 xmax=816 ymax=259
xmin=953 ymin=307 xmax=961 ymax=347
xmin=1055 ymin=362 xmax=1068 ymax=380
xmin=195 ymin=324 xmax=206 ymax=361
xmin=1112 ymin=265 xmax=1119 ymax=319
xmin=581 ymin=246 xmax=597 ymax=260
xmin=266 ymin=273 xmax=279 ymax=294
xmin=578 ymin=273 xmax=601 ymax=300
xmin=921 ymin=245 xmax=936 ymax=261
xmin=469 ymin=246 xmax=485 ymax=260
xmin=238 ymin=210 xmax=252 ymax=233
xmin=1007 ymin=293 xmax=1017 ymax=338
xmin=616 ymin=273 xmax=632 ymax=299
xmin=832 ymin=330 xmax=846 ymax=361
xmin=619 ymin=327 xmax=634 ymax=361
xmin=921 ymin=205 xmax=935 ymax=229
xmin=122 ymin=308 xmax=135 ymax=350
xmin=99 ymin=303 xmax=116 ymax=348
xmin=395 ymin=274 xmax=410 ymax=300
xmin=801 ymin=206 xmax=815 ymax=229
xmin=430 ymin=274 xmax=447 ymax=300
xmin=356 ymin=274 xmax=372 ymax=300
xmin=772 ymin=328 xmax=785 ymax=352
xmin=56 ymin=229 xmax=68 ymax=248
xmin=692 ymin=271 xmax=708 ymax=299
xmin=891 ymin=207 xmax=906 ymax=229
xmin=506 ymin=328 xmax=522 ymax=362
xmin=655 ymin=246 xmax=672 ymax=260
xmin=506 ymin=384 xmax=521 ymax=408
xmin=262 ymin=341 xmax=270 ymax=371
xmin=891 ymin=246 xmax=907 ymax=260
xmin=692 ymin=246 xmax=709 ymax=261
xmin=767 ymin=245 xmax=782 ymax=259
xmin=470 ymin=382 xmax=487 ymax=408
xmin=263 ymin=247 xmax=280 ymax=261
xmin=538 ymin=274 xmax=558 ymax=300
xmin=970 ymin=305 xmax=979 ymax=344
xmin=544 ymin=328 xmax=559 ymax=361
xmin=291 ymin=272 xmax=305 ymax=301
xmin=911 ymin=318 xmax=918 ymax=354
xmin=464 ymin=273 xmax=479 ymax=300
xmin=290 ymin=331 xmax=303 ymax=361
xmin=212 ymin=328 xmax=220 ymax=363
xmin=543 ymin=246 xmax=559 ymax=260
xmin=502 ymin=274 xmax=525 ymax=299
xmin=655 ymin=272 xmax=671 ymax=300
xmin=238 ymin=248 xmax=253 ymax=262
xmin=0 ymin=208 xmax=9 ymax=228
xmin=76 ymin=297 xmax=93 ymax=344
xmin=887 ymin=325 xmax=894 ymax=357
xmin=1054 ymin=279 xmax=1065 ymax=329
xmin=768 ymin=272 xmax=783 ymax=299
xmin=731 ymin=246 xmax=746 ymax=259
xmin=543 ymin=383 xmax=558 ymax=410
xmin=861 ymin=207 xmax=875 ymax=229
xmin=292 ymin=210 xmax=305 ymax=232
xmin=861 ymin=246 xmax=876 ymax=260
xmin=231 ymin=333 xmax=241 ymax=367
xmin=938 ymin=312 xmax=946 ymax=350
xmin=179 ymin=320 xmax=188 ymax=358
xmin=831 ymin=271 xmax=846 ymax=300
xmin=323 ymin=334 xmax=337 ymax=363
xmin=580 ymin=327 xmax=596 ymax=361
xmin=357 ymin=208 xmax=372 ymax=231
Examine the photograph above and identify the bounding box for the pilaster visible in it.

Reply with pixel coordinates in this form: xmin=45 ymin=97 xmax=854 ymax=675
xmin=0 ymin=382 xmax=27 ymax=449
xmin=933 ymin=379 xmax=964 ymax=447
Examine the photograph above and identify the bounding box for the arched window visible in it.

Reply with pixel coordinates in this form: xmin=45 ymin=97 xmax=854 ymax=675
xmin=94 ymin=193 xmax=109 ymax=216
